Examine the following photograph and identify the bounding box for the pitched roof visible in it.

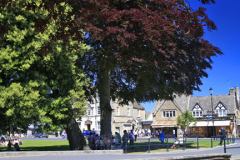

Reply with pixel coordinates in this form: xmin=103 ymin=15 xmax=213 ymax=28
xmin=133 ymin=102 xmax=145 ymax=110
xmin=190 ymin=93 xmax=237 ymax=115
xmin=152 ymin=88 xmax=239 ymax=115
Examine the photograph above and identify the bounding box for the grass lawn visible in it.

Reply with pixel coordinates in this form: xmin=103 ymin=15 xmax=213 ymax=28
xmin=0 ymin=140 xmax=231 ymax=152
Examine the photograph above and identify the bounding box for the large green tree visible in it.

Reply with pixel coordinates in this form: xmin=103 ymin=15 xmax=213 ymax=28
xmin=0 ymin=0 xmax=89 ymax=149
xmin=76 ymin=0 xmax=223 ymax=136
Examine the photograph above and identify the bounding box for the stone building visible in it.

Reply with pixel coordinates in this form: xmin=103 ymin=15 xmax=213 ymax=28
xmin=111 ymin=100 xmax=145 ymax=134
xmin=78 ymin=98 xmax=145 ymax=135
xmin=152 ymin=87 xmax=240 ymax=138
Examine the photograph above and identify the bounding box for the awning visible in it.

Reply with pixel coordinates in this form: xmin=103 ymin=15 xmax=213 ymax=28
xmin=189 ymin=121 xmax=208 ymax=127
xmin=189 ymin=120 xmax=231 ymax=127
xmin=208 ymin=120 xmax=231 ymax=127
xmin=150 ymin=121 xmax=177 ymax=128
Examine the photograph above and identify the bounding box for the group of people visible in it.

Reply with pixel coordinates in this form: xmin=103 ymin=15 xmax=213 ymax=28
xmin=88 ymin=129 xmax=146 ymax=150
xmin=88 ymin=132 xmax=122 ymax=150
xmin=0 ymin=137 xmax=21 ymax=151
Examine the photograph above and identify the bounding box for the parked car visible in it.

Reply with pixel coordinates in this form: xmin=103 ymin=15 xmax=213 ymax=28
xmin=82 ymin=130 xmax=99 ymax=138
xmin=33 ymin=133 xmax=48 ymax=138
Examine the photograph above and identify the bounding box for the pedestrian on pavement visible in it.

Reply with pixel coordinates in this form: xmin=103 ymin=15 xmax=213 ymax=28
xmin=129 ymin=130 xmax=134 ymax=148
xmin=220 ymin=127 xmax=225 ymax=146
xmin=172 ymin=129 xmax=176 ymax=138
xmin=134 ymin=130 xmax=138 ymax=141
xmin=160 ymin=130 xmax=165 ymax=144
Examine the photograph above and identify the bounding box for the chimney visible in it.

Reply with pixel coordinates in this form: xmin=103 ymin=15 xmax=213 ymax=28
xmin=236 ymin=86 xmax=239 ymax=105
xmin=230 ymin=87 xmax=235 ymax=95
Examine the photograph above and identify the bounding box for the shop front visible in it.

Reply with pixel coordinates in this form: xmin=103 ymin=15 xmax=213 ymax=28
xmin=150 ymin=121 xmax=177 ymax=137
xmin=142 ymin=120 xmax=153 ymax=130
xmin=189 ymin=120 xmax=231 ymax=138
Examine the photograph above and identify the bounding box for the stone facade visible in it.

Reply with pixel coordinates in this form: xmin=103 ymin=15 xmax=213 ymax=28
xmin=78 ymin=98 xmax=145 ymax=135
xmin=152 ymin=87 xmax=240 ymax=138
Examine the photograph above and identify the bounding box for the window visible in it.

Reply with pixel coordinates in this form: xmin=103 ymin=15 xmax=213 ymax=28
xmin=88 ymin=109 xmax=91 ymax=115
xmin=137 ymin=109 xmax=140 ymax=117
xmin=116 ymin=107 xmax=119 ymax=115
xmin=163 ymin=111 xmax=176 ymax=118
xmin=98 ymin=107 xmax=100 ymax=114
xmin=215 ymin=102 xmax=227 ymax=117
xmin=127 ymin=108 xmax=130 ymax=116
xmin=77 ymin=122 xmax=81 ymax=127
xmin=97 ymin=121 xmax=101 ymax=130
xmin=192 ymin=111 xmax=202 ymax=117
xmin=192 ymin=104 xmax=203 ymax=117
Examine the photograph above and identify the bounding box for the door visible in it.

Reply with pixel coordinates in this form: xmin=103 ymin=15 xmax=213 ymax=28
xmin=87 ymin=124 xmax=91 ymax=130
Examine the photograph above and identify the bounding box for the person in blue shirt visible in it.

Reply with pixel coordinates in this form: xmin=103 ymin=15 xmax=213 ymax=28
xmin=160 ymin=130 xmax=165 ymax=144
xmin=129 ymin=130 xmax=134 ymax=148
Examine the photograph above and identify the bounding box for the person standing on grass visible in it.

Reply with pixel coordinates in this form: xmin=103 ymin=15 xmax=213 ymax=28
xmin=129 ymin=130 xmax=134 ymax=148
xmin=115 ymin=132 xmax=121 ymax=144
xmin=220 ymin=127 xmax=225 ymax=146
xmin=160 ymin=130 xmax=165 ymax=144
xmin=134 ymin=130 xmax=138 ymax=141
xmin=122 ymin=130 xmax=128 ymax=150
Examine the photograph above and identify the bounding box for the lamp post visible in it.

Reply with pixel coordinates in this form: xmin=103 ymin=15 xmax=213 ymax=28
xmin=209 ymin=87 xmax=214 ymax=138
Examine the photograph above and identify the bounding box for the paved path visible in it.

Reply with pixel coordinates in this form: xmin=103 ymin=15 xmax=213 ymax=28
xmin=1 ymin=142 xmax=240 ymax=160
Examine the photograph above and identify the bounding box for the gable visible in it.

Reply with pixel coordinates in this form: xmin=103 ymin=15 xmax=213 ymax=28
xmin=215 ymin=102 xmax=227 ymax=110
xmin=191 ymin=103 xmax=204 ymax=111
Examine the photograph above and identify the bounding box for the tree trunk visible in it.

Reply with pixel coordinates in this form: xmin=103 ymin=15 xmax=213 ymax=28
xmin=65 ymin=118 xmax=90 ymax=150
xmin=99 ymin=69 xmax=112 ymax=136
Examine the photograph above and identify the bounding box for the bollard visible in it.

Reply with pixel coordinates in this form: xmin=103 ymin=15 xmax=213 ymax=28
xmin=183 ymin=137 xmax=185 ymax=151
xmin=125 ymin=138 xmax=128 ymax=154
xmin=211 ymin=136 xmax=213 ymax=148
xmin=148 ymin=138 xmax=150 ymax=153
xmin=224 ymin=138 xmax=226 ymax=153
xmin=197 ymin=136 xmax=199 ymax=149
xmin=167 ymin=137 xmax=169 ymax=152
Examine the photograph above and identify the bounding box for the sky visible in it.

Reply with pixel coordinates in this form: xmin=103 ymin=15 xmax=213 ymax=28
xmin=142 ymin=0 xmax=240 ymax=112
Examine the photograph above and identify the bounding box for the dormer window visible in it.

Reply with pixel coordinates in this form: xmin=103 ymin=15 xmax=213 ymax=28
xmin=192 ymin=104 xmax=203 ymax=117
xmin=215 ymin=102 xmax=227 ymax=117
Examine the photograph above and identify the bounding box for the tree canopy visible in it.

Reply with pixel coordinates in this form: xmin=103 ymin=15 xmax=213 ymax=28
xmin=76 ymin=0 xmax=223 ymax=135
xmin=0 ymin=0 xmax=89 ymax=149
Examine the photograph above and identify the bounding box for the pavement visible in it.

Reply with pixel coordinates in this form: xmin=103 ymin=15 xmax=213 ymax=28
xmin=1 ymin=137 xmax=240 ymax=160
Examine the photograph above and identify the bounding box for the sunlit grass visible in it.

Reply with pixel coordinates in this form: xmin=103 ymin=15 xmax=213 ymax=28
xmin=0 ymin=139 xmax=231 ymax=152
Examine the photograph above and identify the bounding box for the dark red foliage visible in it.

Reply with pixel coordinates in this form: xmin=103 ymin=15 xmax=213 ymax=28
xmin=77 ymin=0 xmax=223 ymax=102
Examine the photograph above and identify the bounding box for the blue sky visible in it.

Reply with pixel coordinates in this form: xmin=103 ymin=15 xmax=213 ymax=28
xmin=142 ymin=0 xmax=240 ymax=112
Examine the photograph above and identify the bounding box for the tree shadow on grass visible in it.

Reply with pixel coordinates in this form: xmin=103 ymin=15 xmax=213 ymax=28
xmin=0 ymin=145 xmax=70 ymax=152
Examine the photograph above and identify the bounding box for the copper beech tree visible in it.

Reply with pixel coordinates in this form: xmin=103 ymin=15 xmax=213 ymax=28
xmin=0 ymin=0 xmax=222 ymax=148
xmin=77 ymin=0 xmax=223 ymax=136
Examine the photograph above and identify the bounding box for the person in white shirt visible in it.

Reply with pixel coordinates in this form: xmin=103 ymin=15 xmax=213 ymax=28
xmin=134 ymin=130 xmax=138 ymax=141
xmin=172 ymin=129 xmax=176 ymax=138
